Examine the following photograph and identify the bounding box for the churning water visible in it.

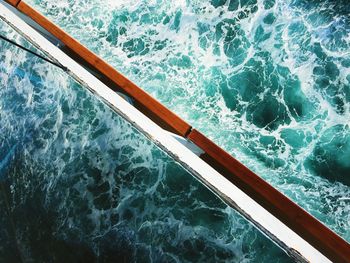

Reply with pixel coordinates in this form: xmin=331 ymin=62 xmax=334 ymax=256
xmin=0 ymin=18 xmax=294 ymax=262
xmin=24 ymin=0 xmax=350 ymax=242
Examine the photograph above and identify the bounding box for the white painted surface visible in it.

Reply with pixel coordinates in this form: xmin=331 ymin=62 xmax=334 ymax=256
xmin=165 ymin=131 xmax=204 ymax=156
xmin=0 ymin=3 xmax=331 ymax=262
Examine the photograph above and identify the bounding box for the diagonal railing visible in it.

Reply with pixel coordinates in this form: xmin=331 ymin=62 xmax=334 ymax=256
xmin=2 ymin=0 xmax=350 ymax=262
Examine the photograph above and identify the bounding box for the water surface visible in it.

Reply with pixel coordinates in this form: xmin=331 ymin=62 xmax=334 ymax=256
xmin=25 ymin=0 xmax=350 ymax=241
xmin=0 ymin=19 xmax=293 ymax=262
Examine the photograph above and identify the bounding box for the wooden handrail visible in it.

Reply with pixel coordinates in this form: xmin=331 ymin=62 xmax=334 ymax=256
xmin=3 ymin=0 xmax=350 ymax=261
xmin=4 ymin=0 xmax=20 ymax=7
xmin=188 ymin=129 xmax=350 ymax=263
xmin=13 ymin=1 xmax=191 ymax=137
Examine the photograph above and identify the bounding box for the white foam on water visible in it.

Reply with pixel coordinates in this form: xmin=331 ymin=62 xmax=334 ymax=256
xmin=24 ymin=0 xmax=350 ymax=241
xmin=0 ymin=5 xmax=305 ymax=262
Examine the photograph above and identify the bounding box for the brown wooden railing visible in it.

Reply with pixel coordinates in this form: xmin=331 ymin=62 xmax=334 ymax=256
xmin=3 ymin=0 xmax=350 ymax=262
xmin=5 ymin=0 xmax=20 ymax=6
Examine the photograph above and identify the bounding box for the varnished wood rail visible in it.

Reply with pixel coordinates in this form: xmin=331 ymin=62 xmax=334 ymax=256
xmin=188 ymin=129 xmax=350 ymax=263
xmin=3 ymin=0 xmax=350 ymax=262
xmin=12 ymin=1 xmax=191 ymax=137
xmin=4 ymin=0 xmax=20 ymax=7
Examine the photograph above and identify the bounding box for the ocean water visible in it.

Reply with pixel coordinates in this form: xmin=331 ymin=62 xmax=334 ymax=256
xmin=25 ymin=0 xmax=350 ymax=241
xmin=0 ymin=19 xmax=293 ymax=262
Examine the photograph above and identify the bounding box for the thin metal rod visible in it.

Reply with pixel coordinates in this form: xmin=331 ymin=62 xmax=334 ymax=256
xmin=0 ymin=34 xmax=67 ymax=71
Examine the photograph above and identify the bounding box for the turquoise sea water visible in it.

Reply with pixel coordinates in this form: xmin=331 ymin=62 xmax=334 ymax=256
xmin=26 ymin=0 xmax=350 ymax=241
xmin=0 ymin=19 xmax=293 ymax=262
